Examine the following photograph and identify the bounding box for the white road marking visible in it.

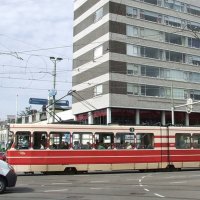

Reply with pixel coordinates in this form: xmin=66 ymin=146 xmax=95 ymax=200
xmin=131 ymin=185 xmax=145 ymax=187
xmin=154 ymin=193 xmax=165 ymax=198
xmin=51 ymin=182 xmax=72 ymax=185
xmin=90 ymin=187 xmax=103 ymax=190
xmin=163 ymin=175 xmax=186 ymax=179
xmin=170 ymin=181 xmax=187 ymax=184
xmin=137 ymin=175 xmax=165 ymax=198
xmin=44 ymin=189 xmax=68 ymax=193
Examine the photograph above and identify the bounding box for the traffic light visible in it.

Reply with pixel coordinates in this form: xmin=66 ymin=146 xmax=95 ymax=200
xmin=186 ymin=98 xmax=193 ymax=114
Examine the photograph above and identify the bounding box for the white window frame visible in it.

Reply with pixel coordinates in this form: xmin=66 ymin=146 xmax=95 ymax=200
xmin=94 ymin=45 xmax=103 ymax=59
xmin=126 ymin=25 xmax=138 ymax=37
xmin=127 ymin=44 xmax=139 ymax=56
xmin=94 ymin=7 xmax=103 ymax=22
xmin=126 ymin=6 xmax=137 ymax=18
xmin=127 ymin=63 xmax=139 ymax=75
xmin=94 ymin=84 xmax=103 ymax=96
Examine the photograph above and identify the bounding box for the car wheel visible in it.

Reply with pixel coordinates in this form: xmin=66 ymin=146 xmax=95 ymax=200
xmin=0 ymin=177 xmax=6 ymax=194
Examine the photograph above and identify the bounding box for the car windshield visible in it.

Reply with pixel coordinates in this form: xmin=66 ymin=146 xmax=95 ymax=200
xmin=0 ymin=160 xmax=8 ymax=168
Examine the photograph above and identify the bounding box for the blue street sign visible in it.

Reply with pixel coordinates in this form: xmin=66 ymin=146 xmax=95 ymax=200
xmin=29 ymin=98 xmax=48 ymax=105
xmin=55 ymin=100 xmax=69 ymax=107
xmin=29 ymin=98 xmax=69 ymax=107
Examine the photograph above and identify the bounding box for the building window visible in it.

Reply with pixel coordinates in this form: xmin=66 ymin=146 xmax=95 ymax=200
xmin=188 ymin=37 xmax=200 ymax=49
xmin=127 ymin=63 xmax=139 ymax=75
xmin=141 ymin=0 xmax=162 ymax=6
xmin=141 ymin=28 xmax=163 ymax=41
xmin=134 ymin=84 xmax=171 ymax=98
xmin=172 ymin=88 xmax=185 ymax=99
xmin=126 ymin=6 xmax=137 ymax=18
xmin=127 ymin=83 xmax=139 ymax=95
xmin=94 ymin=7 xmax=103 ymax=22
xmin=141 ymin=46 xmax=162 ymax=60
xmin=190 ymin=90 xmax=200 ymax=100
xmin=127 ymin=83 xmax=200 ymax=100
xmin=166 ymin=51 xmax=185 ymax=63
xmin=94 ymin=45 xmax=103 ymax=59
xmin=94 ymin=84 xmax=103 ymax=96
xmin=126 ymin=25 xmax=138 ymax=37
xmin=189 ymin=72 xmax=200 ymax=83
xmin=143 ymin=85 xmax=165 ymax=97
xmin=164 ymin=16 xmax=182 ymax=28
xmin=140 ymin=10 xmax=161 ymax=23
xmin=141 ymin=0 xmax=160 ymax=6
xmin=170 ymin=69 xmax=187 ymax=81
xmin=141 ymin=65 xmax=159 ymax=78
xmin=164 ymin=0 xmax=184 ymax=12
xmin=188 ymin=55 xmax=200 ymax=66
xmin=165 ymin=33 xmax=183 ymax=45
xmin=127 ymin=44 xmax=139 ymax=56
xmin=187 ymin=5 xmax=200 ymax=17
xmin=187 ymin=21 xmax=200 ymax=32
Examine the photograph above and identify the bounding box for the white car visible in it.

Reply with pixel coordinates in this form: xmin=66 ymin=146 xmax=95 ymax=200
xmin=0 ymin=160 xmax=17 ymax=194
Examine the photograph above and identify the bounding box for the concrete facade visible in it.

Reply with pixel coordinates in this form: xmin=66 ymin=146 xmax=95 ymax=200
xmin=72 ymin=0 xmax=200 ymax=125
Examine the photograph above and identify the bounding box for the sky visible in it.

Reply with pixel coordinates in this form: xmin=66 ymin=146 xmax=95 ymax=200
xmin=0 ymin=0 xmax=74 ymax=120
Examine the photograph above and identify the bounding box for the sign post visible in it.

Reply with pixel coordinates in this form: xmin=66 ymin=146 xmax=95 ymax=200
xmin=186 ymin=98 xmax=193 ymax=114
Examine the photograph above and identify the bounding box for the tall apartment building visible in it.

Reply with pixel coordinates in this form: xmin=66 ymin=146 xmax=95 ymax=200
xmin=72 ymin=0 xmax=200 ymax=126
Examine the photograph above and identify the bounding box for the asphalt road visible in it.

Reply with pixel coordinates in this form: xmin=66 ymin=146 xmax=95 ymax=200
xmin=2 ymin=170 xmax=200 ymax=200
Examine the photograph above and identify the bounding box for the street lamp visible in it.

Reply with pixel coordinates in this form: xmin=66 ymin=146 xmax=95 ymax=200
xmin=49 ymin=57 xmax=63 ymax=123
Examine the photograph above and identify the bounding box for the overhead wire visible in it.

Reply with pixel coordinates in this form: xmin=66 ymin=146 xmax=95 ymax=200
xmin=1 ymin=1 xmax=200 ymax=93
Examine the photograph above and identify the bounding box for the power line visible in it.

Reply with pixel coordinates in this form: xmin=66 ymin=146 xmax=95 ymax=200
xmin=0 ymin=85 xmax=66 ymax=91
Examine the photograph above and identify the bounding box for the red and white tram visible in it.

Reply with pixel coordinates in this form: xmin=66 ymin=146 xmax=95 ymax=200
xmin=6 ymin=123 xmax=200 ymax=173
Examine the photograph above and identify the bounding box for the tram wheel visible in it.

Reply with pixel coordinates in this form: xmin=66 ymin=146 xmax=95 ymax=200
xmin=64 ymin=167 xmax=77 ymax=175
xmin=166 ymin=164 xmax=175 ymax=171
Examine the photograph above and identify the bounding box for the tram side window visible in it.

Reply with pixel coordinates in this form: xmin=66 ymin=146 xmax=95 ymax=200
xmin=95 ymin=132 xmax=114 ymax=149
xmin=175 ymin=133 xmax=191 ymax=149
xmin=49 ymin=132 xmax=70 ymax=149
xmin=192 ymin=134 xmax=200 ymax=149
xmin=116 ymin=133 xmax=135 ymax=149
xmin=136 ymin=133 xmax=154 ymax=149
xmin=15 ymin=131 xmax=31 ymax=149
xmin=7 ymin=131 xmax=14 ymax=150
xmin=33 ymin=132 xmax=47 ymax=149
xmin=72 ymin=132 xmax=93 ymax=149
